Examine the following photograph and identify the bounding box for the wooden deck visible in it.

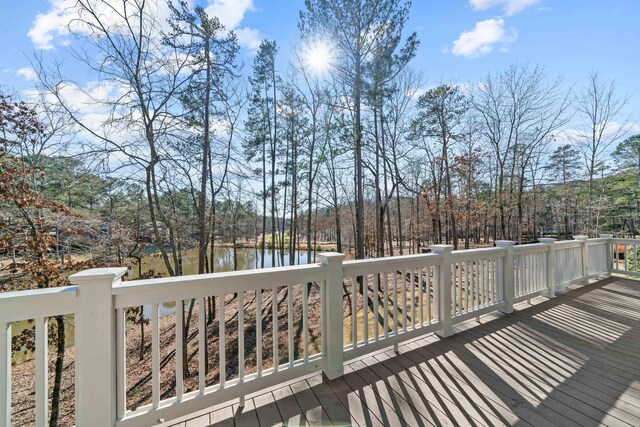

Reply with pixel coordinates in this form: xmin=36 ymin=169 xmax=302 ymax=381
xmin=170 ymin=277 xmax=640 ymax=427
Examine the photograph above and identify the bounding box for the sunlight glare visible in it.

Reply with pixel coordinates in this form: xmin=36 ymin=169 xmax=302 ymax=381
xmin=303 ymin=41 xmax=333 ymax=74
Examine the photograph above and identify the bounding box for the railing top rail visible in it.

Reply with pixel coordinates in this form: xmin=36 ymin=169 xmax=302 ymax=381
xmin=451 ymin=246 xmax=505 ymax=260
xmin=611 ymin=238 xmax=640 ymax=244
xmin=113 ymin=263 xmax=328 ymax=307
xmin=451 ymin=246 xmax=504 ymax=255
xmin=117 ymin=262 xmax=324 ymax=288
xmin=512 ymin=243 xmax=549 ymax=254
xmin=0 ymin=285 xmax=78 ymax=323
xmin=554 ymin=240 xmax=582 ymax=248
xmin=586 ymin=238 xmax=610 ymax=245
xmin=0 ymin=284 xmax=77 ymax=301
xmin=343 ymin=252 xmax=441 ymax=267
xmin=342 ymin=252 xmax=442 ymax=276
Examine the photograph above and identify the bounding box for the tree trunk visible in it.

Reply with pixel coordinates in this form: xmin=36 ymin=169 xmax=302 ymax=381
xmin=354 ymin=59 xmax=365 ymax=259
xmin=139 ymin=306 xmax=145 ymax=361
xmin=198 ymin=38 xmax=211 ymax=275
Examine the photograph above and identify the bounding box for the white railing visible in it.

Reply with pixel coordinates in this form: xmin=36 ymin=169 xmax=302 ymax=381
xmin=612 ymin=237 xmax=640 ymax=276
xmin=110 ymin=261 xmax=329 ymax=427
xmin=513 ymin=243 xmax=549 ymax=302
xmin=0 ymin=235 xmax=627 ymax=427
xmin=341 ymin=251 xmax=441 ymax=360
xmin=587 ymin=238 xmax=610 ymax=275
xmin=450 ymin=247 xmax=504 ymax=323
xmin=554 ymin=240 xmax=584 ymax=289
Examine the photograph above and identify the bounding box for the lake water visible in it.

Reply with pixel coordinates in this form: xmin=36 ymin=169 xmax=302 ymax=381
xmin=138 ymin=247 xmax=314 ymax=277
xmin=140 ymin=247 xmax=314 ymax=317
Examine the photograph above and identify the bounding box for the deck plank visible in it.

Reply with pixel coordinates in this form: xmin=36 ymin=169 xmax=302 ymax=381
xmin=253 ymin=391 xmax=284 ymax=427
xmin=272 ymin=385 xmax=308 ymax=426
xmin=182 ymin=277 xmax=640 ymax=427
xmin=289 ymin=376 xmax=333 ymax=426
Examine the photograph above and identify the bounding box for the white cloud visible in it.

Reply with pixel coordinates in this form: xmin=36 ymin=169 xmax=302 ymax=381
xmin=28 ymin=0 xmax=261 ymax=51
xmin=235 ymin=27 xmax=261 ymax=51
xmin=17 ymin=67 xmax=38 ymax=81
xmin=554 ymin=122 xmax=640 ymax=148
xmin=204 ymin=0 xmax=261 ymax=51
xmin=469 ymin=0 xmax=542 ymax=16
xmin=23 ymin=80 xmax=131 ymax=114
xmin=205 ymin=0 xmax=254 ymax=29
xmin=27 ymin=0 xmax=74 ymax=49
xmin=410 ymin=86 xmax=432 ymax=100
xmin=451 ymin=18 xmax=517 ymax=59
xmin=27 ymin=0 xmax=170 ymax=50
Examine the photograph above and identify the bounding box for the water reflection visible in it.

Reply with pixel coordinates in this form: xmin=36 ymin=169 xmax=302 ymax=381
xmin=140 ymin=248 xmax=313 ymax=318
xmin=140 ymin=247 xmax=313 ymax=278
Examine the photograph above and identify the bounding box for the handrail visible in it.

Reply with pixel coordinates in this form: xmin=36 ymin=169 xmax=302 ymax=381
xmin=1 ymin=235 xmax=632 ymax=427
xmin=554 ymin=239 xmax=582 ymax=248
xmin=0 ymin=285 xmax=77 ymax=323
xmin=451 ymin=246 xmax=505 ymax=261
xmin=512 ymin=242 xmax=548 ymax=253
xmin=113 ymin=263 xmax=327 ymax=308
xmin=342 ymin=252 xmax=441 ymax=276
xmin=611 ymin=237 xmax=640 ymax=244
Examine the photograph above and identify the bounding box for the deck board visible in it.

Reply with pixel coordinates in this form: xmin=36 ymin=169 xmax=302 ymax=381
xmin=171 ymin=277 xmax=640 ymax=427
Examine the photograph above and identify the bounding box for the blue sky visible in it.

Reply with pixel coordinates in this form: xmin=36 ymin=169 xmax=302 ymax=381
xmin=1 ymin=0 xmax=639 ymax=127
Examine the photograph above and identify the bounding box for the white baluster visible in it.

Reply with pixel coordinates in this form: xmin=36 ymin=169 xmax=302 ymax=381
xmin=175 ymin=300 xmax=184 ymax=401
xmin=35 ymin=317 xmax=48 ymax=427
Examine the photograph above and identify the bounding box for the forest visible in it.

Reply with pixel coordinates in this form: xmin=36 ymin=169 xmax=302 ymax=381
xmin=1 ymin=1 xmax=639 ymax=425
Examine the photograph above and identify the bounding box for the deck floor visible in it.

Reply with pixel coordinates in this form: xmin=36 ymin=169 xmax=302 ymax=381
xmin=171 ymin=277 xmax=640 ymax=427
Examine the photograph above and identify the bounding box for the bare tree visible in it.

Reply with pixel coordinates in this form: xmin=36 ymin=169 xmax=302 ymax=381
xmin=300 ymin=0 xmax=416 ymax=259
xmin=36 ymin=0 xmax=196 ymax=276
xmin=473 ymin=65 xmax=571 ymax=241
xmin=572 ymin=72 xmax=630 ymax=236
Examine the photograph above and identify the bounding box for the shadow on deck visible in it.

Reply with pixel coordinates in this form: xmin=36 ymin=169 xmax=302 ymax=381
xmin=171 ymin=277 xmax=640 ymax=427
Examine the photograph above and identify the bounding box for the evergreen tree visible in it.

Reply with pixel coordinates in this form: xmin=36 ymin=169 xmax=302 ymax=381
xmin=547 ymin=144 xmax=581 ymax=238
xmin=244 ymin=40 xmax=280 ymax=267
xmin=300 ymin=0 xmax=417 ymax=259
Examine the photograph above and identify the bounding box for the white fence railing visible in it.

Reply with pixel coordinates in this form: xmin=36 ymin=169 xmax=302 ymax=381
xmin=513 ymin=243 xmax=549 ymax=302
xmin=612 ymin=238 xmax=640 ymax=276
xmin=0 ymin=235 xmax=628 ymax=427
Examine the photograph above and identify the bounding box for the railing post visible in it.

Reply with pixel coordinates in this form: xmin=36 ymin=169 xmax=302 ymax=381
xmin=433 ymin=245 xmax=454 ymax=338
xmin=318 ymin=252 xmax=345 ymax=380
xmin=70 ymin=267 xmax=127 ymax=427
xmin=539 ymin=238 xmax=557 ymax=298
xmin=600 ymin=234 xmax=613 ymax=276
xmin=575 ymin=235 xmax=589 ymax=284
xmin=496 ymin=241 xmax=515 ymax=314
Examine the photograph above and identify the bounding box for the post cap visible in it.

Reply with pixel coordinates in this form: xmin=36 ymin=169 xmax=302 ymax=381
xmin=495 ymin=240 xmax=516 ymax=247
xmin=431 ymin=244 xmax=454 ymax=253
xmin=599 ymin=234 xmax=613 ymax=239
xmin=69 ymin=267 xmax=128 ymax=285
xmin=317 ymin=252 xmax=346 ymax=264
xmin=574 ymin=235 xmax=588 ymax=241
